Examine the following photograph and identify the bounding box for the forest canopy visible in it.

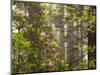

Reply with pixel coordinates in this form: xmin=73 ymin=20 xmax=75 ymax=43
xmin=12 ymin=1 xmax=96 ymax=74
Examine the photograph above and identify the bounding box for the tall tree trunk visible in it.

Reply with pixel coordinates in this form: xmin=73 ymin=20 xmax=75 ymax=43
xmin=88 ymin=6 xmax=96 ymax=69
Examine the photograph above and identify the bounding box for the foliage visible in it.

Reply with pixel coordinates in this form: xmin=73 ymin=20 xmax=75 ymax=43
xmin=12 ymin=1 xmax=96 ymax=74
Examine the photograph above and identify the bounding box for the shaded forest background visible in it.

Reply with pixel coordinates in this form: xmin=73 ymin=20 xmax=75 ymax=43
xmin=12 ymin=1 xmax=96 ymax=74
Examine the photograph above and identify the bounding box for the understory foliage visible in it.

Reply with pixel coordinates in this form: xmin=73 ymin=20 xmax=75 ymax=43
xmin=12 ymin=1 xmax=96 ymax=74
